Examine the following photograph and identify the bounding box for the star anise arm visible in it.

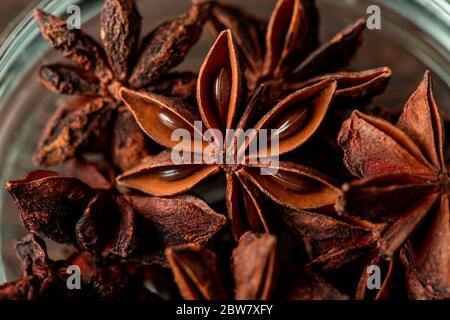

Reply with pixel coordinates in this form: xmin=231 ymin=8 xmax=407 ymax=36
xmin=209 ymin=2 xmax=267 ymax=77
xmin=100 ymin=0 xmax=141 ymax=83
xmin=263 ymin=0 xmax=319 ymax=79
xmin=355 ymin=255 xmax=399 ymax=300
xmin=34 ymin=9 xmax=113 ymax=84
xmin=119 ymin=87 xmax=207 ymax=152
xmin=279 ymin=269 xmax=349 ymax=300
xmin=126 ymin=194 xmax=227 ymax=267
xmin=378 ymin=193 xmax=440 ymax=258
xmin=396 ymin=71 xmax=446 ymax=169
xmin=116 ymin=150 xmax=220 ymax=196
xmin=338 ymin=110 xmax=436 ymax=179
xmin=111 ymin=107 xmax=152 ymax=171
xmin=34 ymin=97 xmax=114 ymax=166
xmin=5 ymin=170 xmax=96 ymax=244
xmin=232 ymin=232 xmax=278 ymax=300
xmin=284 ymin=67 xmax=392 ymax=101
xmin=400 ymin=195 xmax=450 ymax=299
xmin=38 ymin=63 xmax=103 ymax=96
xmin=128 ymin=1 xmax=211 ymax=88
xmin=288 ymin=18 xmax=366 ymax=82
xmin=251 ymin=79 xmax=337 ymax=157
xmin=67 ymin=157 xmax=114 ymax=189
xmin=142 ymin=72 xmax=198 ymax=101
xmin=166 ymin=245 xmax=227 ymax=300
xmin=241 ymin=162 xmax=341 ymax=211
xmin=228 ymin=172 xmax=270 ymax=238
xmin=336 ymin=174 xmax=439 ymax=221
xmin=197 ymin=30 xmax=246 ymax=132
xmin=281 ymin=208 xmax=378 ymax=269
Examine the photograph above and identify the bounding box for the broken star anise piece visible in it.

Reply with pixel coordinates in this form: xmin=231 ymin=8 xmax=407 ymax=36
xmin=337 ymin=71 xmax=450 ymax=300
xmin=281 ymin=207 xmax=401 ymax=300
xmin=5 ymin=168 xmax=225 ymax=264
xmin=209 ymin=0 xmax=391 ymax=102
xmin=34 ymin=0 xmax=211 ymax=166
xmin=117 ymin=30 xmax=341 ymax=239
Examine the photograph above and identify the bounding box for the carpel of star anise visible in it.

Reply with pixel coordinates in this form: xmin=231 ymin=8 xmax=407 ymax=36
xmin=117 ymin=30 xmax=341 ymax=238
xmin=281 ymin=207 xmax=405 ymax=299
xmin=337 ymin=71 xmax=450 ymax=300
xmin=34 ymin=0 xmax=210 ymax=168
xmin=0 ymin=234 xmax=158 ymax=299
xmin=165 ymin=232 xmax=277 ymax=300
xmin=209 ymin=0 xmax=392 ymax=102
xmin=5 ymin=164 xmax=226 ymax=266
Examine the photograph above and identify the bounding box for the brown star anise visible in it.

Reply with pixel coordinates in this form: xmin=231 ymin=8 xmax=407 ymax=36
xmin=116 ymin=30 xmax=341 ymax=238
xmin=0 ymin=234 xmax=159 ymax=299
xmin=165 ymin=231 xmax=348 ymax=300
xmin=337 ymin=71 xmax=450 ymax=300
xmin=34 ymin=0 xmax=210 ymax=168
xmin=5 ymin=161 xmax=226 ymax=267
xmin=281 ymin=207 xmax=406 ymax=299
xmin=209 ymin=0 xmax=391 ymax=102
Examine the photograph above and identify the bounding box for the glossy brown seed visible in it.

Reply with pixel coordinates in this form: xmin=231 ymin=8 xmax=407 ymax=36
xmin=157 ymin=107 xmax=192 ymax=134
xmin=271 ymin=107 xmax=309 ymax=140
xmin=157 ymin=166 xmax=203 ymax=181
xmin=213 ymin=66 xmax=232 ymax=125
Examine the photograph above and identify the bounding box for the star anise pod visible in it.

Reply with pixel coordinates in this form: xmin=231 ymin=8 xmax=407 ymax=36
xmin=281 ymin=207 xmax=405 ymax=299
xmin=337 ymin=71 xmax=450 ymax=300
xmin=209 ymin=0 xmax=391 ymax=103
xmin=0 ymin=234 xmax=157 ymax=300
xmin=34 ymin=0 xmax=211 ymax=168
xmin=117 ymin=30 xmax=341 ymax=238
xmin=166 ymin=231 xmax=348 ymax=300
xmin=5 ymin=163 xmax=226 ymax=266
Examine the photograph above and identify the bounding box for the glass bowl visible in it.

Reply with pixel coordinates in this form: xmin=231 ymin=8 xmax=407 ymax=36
xmin=1 ymin=0 xmax=450 ymax=284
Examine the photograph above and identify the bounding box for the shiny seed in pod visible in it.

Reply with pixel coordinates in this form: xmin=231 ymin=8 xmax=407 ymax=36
xmin=158 ymin=107 xmax=193 ymax=134
xmin=271 ymin=170 xmax=320 ymax=192
xmin=157 ymin=166 xmax=201 ymax=181
xmin=213 ymin=66 xmax=232 ymax=126
xmin=271 ymin=107 xmax=308 ymax=140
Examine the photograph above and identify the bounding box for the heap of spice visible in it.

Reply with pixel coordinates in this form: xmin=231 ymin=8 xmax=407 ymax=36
xmin=0 ymin=0 xmax=448 ymax=301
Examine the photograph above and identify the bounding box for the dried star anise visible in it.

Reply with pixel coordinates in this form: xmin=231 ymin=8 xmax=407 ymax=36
xmin=209 ymin=0 xmax=391 ymax=102
xmin=117 ymin=30 xmax=341 ymax=238
xmin=0 ymin=234 xmax=159 ymax=300
xmin=34 ymin=0 xmax=211 ymax=168
xmin=5 ymin=165 xmax=226 ymax=266
xmin=165 ymin=231 xmax=347 ymax=301
xmin=337 ymin=71 xmax=450 ymax=300
xmin=281 ymin=207 xmax=404 ymax=299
